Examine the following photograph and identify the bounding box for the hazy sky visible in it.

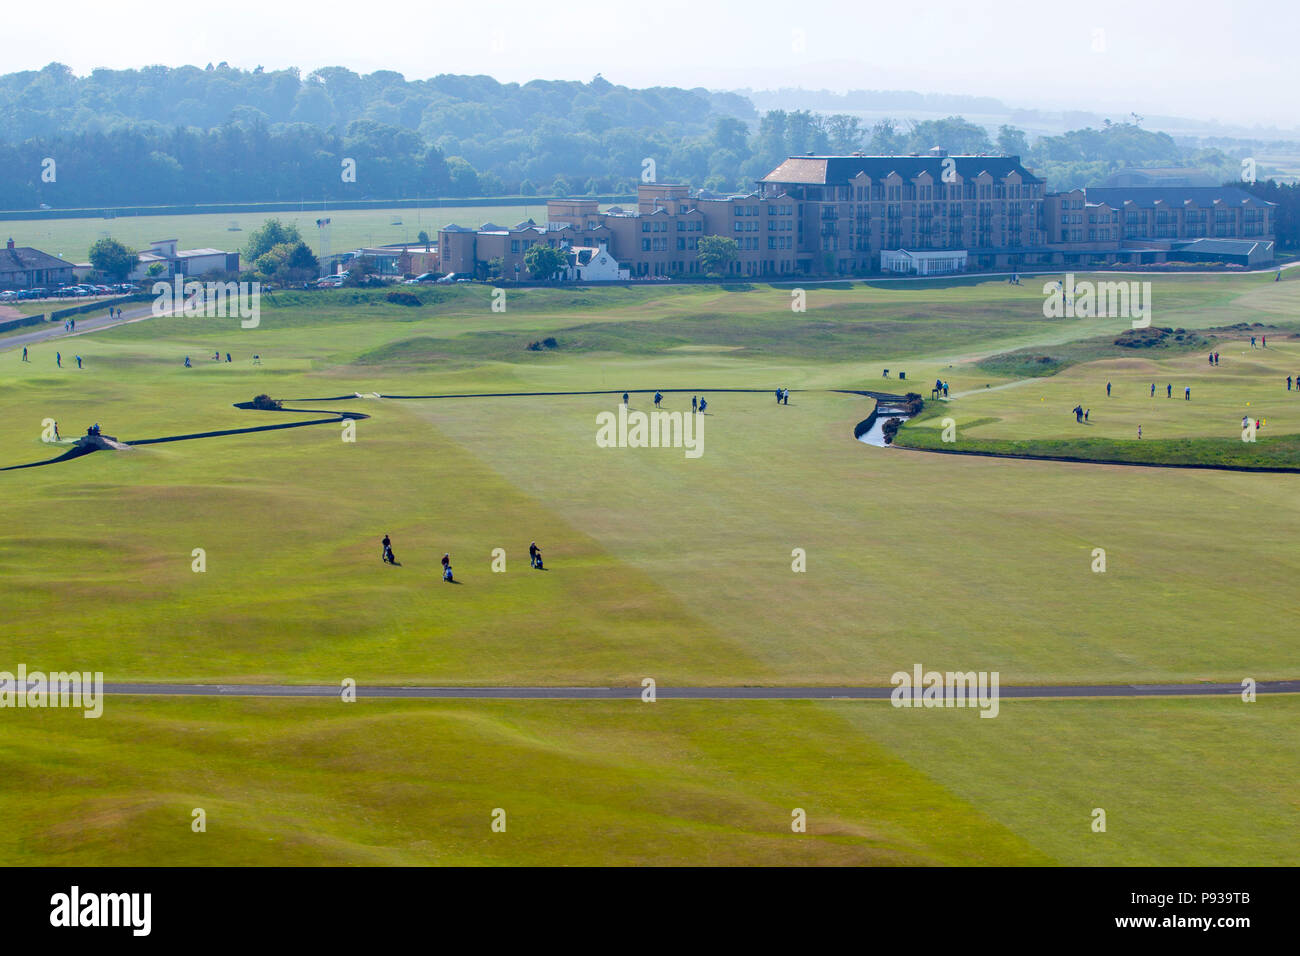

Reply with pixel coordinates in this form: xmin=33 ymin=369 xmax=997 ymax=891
xmin=10 ymin=0 xmax=1299 ymax=127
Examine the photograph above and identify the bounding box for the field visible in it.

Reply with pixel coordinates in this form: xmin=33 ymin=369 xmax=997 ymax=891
xmin=1 ymin=273 xmax=1296 ymax=865
xmin=0 ymin=203 xmax=566 ymax=264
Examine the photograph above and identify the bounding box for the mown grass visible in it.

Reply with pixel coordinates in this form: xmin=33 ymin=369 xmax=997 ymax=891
xmin=3 ymin=694 xmax=1295 ymax=866
xmin=1 ymin=271 xmax=1297 ymax=865
xmin=895 ymin=397 xmax=1300 ymax=469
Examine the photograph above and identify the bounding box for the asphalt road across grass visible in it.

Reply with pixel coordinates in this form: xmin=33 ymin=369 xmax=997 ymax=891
xmin=87 ymin=680 xmax=1300 ymax=698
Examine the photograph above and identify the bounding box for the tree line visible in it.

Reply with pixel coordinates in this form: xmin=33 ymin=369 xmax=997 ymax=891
xmin=0 ymin=63 xmax=1288 ymax=215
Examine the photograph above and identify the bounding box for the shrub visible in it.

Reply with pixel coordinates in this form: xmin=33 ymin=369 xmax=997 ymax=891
xmin=385 ymin=291 xmax=422 ymax=307
xmin=251 ymin=394 xmax=282 ymax=410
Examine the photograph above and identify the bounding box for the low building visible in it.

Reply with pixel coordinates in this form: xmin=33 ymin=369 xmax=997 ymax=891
xmin=129 ymin=239 xmax=240 ymax=281
xmin=320 ymin=247 xmax=406 ymax=277
xmin=0 ymin=238 xmax=75 ymax=289
xmin=1167 ymin=238 xmax=1275 ymax=268
xmin=374 ymin=243 xmax=439 ymax=276
xmin=881 ymin=249 xmax=969 ymax=275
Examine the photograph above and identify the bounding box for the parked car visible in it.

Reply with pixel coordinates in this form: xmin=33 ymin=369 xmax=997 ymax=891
xmin=435 ymin=273 xmax=458 ymax=284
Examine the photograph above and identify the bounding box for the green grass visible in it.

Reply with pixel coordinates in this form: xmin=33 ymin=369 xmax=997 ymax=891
xmin=1 ymin=270 xmax=1297 ymax=864
xmin=900 ymin=336 xmax=1300 ymax=466
xmin=973 ymin=326 xmax=1226 ymax=378
xmin=2 ymin=695 xmax=1294 ymax=866
xmin=1 ymin=204 xmax=564 ymax=264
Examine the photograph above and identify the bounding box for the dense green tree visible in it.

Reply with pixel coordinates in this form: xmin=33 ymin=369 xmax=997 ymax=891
xmin=254 ymin=239 xmax=318 ymax=282
xmin=996 ymin=124 xmax=1031 ymax=157
xmin=244 ymin=219 xmax=303 ymax=262
xmin=88 ymin=237 xmax=137 ymax=280
xmin=696 ymin=235 xmax=740 ymax=276
xmin=523 ymin=244 xmax=568 ymax=281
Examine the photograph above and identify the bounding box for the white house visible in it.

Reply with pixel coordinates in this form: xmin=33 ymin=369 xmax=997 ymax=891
xmin=563 ymin=240 xmax=629 ymax=281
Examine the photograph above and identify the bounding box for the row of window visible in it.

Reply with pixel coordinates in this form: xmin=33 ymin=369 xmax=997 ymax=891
xmin=850 ymin=183 xmax=1042 ymax=202
xmin=733 ymin=204 xmax=795 ymax=217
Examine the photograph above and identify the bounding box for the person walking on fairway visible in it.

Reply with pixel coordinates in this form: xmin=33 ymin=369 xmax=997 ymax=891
xmin=441 ymin=553 xmax=453 ymax=582
xmin=21 ymin=346 xmax=28 ymax=362
xmin=56 ymin=351 xmax=61 ymax=368
xmin=691 ymin=395 xmax=698 ymax=413
xmin=381 ymin=534 xmax=396 ymax=565
xmin=1166 ymin=383 xmax=1172 ymax=398
xmin=1085 ymin=408 xmax=1090 ymax=422
xmin=529 ymin=541 xmax=544 ymax=569
xmin=1185 ymin=386 xmax=1191 ymax=400
xmin=1137 ymin=424 xmax=1142 ymax=440
xmin=53 ymin=421 xmax=60 ymax=442
xmin=1073 ymin=404 xmax=1084 ymax=423
xmin=1288 ymin=376 xmax=1293 ymax=391
xmin=698 ymin=397 xmax=707 ymax=413
xmin=1150 ymin=383 xmax=1155 ymax=397
xmin=776 ymin=388 xmax=782 ymax=404
xmin=1106 ymin=381 xmax=1111 ymax=397
xmin=622 ymin=392 xmax=629 ymax=406
xmin=1251 ymin=336 xmax=1257 ymax=348
xmin=75 ymin=355 xmax=82 ymax=369
xmin=654 ymin=391 xmax=662 ymax=408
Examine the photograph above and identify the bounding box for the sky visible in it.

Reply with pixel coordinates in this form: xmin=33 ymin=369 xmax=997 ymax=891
xmin=8 ymin=0 xmax=1299 ymax=128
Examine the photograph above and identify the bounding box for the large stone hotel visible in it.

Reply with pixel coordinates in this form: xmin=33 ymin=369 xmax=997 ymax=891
xmin=437 ymin=150 xmax=1276 ymax=280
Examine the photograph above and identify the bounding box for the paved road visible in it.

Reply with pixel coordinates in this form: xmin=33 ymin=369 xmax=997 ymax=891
xmin=88 ymin=679 xmax=1300 ymax=699
xmin=1 ymin=299 xmax=161 ymax=353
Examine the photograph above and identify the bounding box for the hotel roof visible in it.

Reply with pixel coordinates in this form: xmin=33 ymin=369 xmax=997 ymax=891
xmin=761 ymin=155 xmax=1043 ymax=185
xmin=1087 ymin=187 xmax=1275 ymax=208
